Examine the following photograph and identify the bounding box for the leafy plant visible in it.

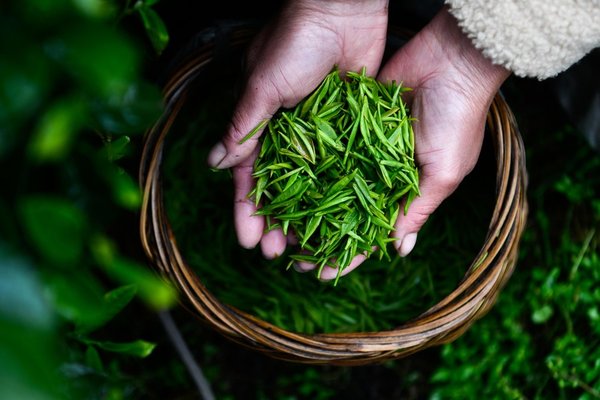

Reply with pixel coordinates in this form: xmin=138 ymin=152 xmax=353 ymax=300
xmin=429 ymin=124 xmax=600 ymax=400
xmin=121 ymin=0 xmax=170 ymax=55
xmin=0 ymin=0 xmax=176 ymax=398
xmin=3 ymin=1 xmax=599 ymax=399
xmin=249 ymin=68 xmax=419 ymax=282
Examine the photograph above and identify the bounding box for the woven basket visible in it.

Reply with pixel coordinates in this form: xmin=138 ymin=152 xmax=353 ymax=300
xmin=139 ymin=24 xmax=529 ymax=366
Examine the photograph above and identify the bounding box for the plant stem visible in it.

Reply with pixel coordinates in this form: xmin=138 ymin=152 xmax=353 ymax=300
xmin=158 ymin=310 xmax=216 ymax=400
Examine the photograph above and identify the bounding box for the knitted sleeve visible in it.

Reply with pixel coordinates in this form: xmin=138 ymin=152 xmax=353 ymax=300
xmin=445 ymin=0 xmax=600 ymax=79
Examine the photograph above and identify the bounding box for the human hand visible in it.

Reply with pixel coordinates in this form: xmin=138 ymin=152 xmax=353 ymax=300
xmin=376 ymin=6 xmax=511 ymax=258
xmin=207 ymin=0 xmax=389 ymax=258
xmin=298 ymin=6 xmax=511 ymax=280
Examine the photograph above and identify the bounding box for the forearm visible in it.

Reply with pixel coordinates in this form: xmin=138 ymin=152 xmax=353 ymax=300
xmin=381 ymin=6 xmax=510 ymax=107
xmin=427 ymin=7 xmax=511 ymax=98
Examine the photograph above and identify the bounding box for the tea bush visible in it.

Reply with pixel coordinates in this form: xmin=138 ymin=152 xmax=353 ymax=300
xmin=0 ymin=1 xmax=177 ymax=398
xmin=429 ymin=124 xmax=600 ymax=399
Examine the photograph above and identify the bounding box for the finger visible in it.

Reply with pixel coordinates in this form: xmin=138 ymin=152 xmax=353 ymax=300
xmin=233 ymin=160 xmax=264 ymax=249
xmin=207 ymin=78 xmax=280 ymax=169
xmin=392 ymin=168 xmax=463 ymax=257
xmin=287 ymin=230 xmax=298 ymax=246
xmin=260 ymin=224 xmax=287 ymax=259
xmin=377 ymin=51 xmax=419 ymax=100
xmin=294 ymin=247 xmax=374 ymax=277
xmin=293 ymin=260 xmax=314 ymax=273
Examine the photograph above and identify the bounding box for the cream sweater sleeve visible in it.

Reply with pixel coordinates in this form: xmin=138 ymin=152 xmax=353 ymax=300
xmin=445 ymin=0 xmax=600 ymax=79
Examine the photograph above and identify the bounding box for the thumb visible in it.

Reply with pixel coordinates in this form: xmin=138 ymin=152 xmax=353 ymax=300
xmin=393 ymin=168 xmax=463 ymax=257
xmin=207 ymin=80 xmax=280 ymax=169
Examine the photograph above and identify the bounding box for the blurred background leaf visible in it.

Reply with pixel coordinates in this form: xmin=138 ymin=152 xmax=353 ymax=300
xmin=81 ymin=339 xmax=157 ymax=358
xmin=0 ymin=0 xmax=172 ymax=397
xmin=138 ymin=5 xmax=170 ymax=55
xmin=0 ymin=249 xmax=61 ymax=400
xmin=19 ymin=196 xmax=87 ymax=266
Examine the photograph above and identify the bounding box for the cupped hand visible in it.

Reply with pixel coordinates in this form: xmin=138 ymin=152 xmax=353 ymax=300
xmin=207 ymin=0 xmax=389 ymax=258
xmin=377 ymin=6 xmax=511 ymax=258
xmin=303 ymin=6 xmax=511 ymax=281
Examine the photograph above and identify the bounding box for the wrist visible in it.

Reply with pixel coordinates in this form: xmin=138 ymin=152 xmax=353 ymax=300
xmin=290 ymin=0 xmax=389 ymax=17
xmin=428 ymin=6 xmax=511 ymax=101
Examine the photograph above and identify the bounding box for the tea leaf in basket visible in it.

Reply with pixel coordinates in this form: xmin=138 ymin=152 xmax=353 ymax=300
xmin=163 ymin=78 xmax=493 ymax=334
xmin=248 ymin=67 xmax=420 ymax=283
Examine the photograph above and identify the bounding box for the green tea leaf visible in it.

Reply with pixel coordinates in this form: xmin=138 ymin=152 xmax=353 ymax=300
xmin=91 ymin=236 xmax=177 ymax=310
xmin=28 ymin=98 xmax=85 ymax=162
xmin=238 ymin=118 xmax=268 ymax=144
xmin=45 ymin=273 xmax=105 ymax=327
xmin=85 ymin=346 xmax=104 ymax=372
xmin=46 ymin=23 xmax=140 ymax=98
xmin=75 ymin=284 xmax=137 ymax=334
xmin=19 ymin=196 xmax=86 ymax=266
xmin=83 ymin=339 xmax=156 ymax=358
xmin=301 ymin=215 xmax=323 ymax=247
xmin=138 ymin=6 xmax=170 ymax=55
xmin=314 ymin=116 xmax=344 ymax=152
xmin=245 ymin=67 xmax=419 ymax=281
xmin=109 ymin=167 xmax=142 ymax=210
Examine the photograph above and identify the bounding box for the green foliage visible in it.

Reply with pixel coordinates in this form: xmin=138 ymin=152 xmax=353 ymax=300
xmin=0 ymin=0 xmax=174 ymax=398
xmin=81 ymin=338 xmax=157 ymax=358
xmin=250 ymin=68 xmax=419 ymax=281
xmin=122 ymin=0 xmax=170 ymax=55
xmin=429 ymin=126 xmax=600 ymax=399
xmin=3 ymin=2 xmax=599 ymax=399
xmin=20 ymin=196 xmax=87 ymax=266
xmin=28 ymin=98 xmax=86 ymax=161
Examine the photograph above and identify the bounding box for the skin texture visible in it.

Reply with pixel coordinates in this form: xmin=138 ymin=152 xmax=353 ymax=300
xmin=208 ymin=0 xmax=389 ymax=257
xmin=208 ymin=2 xmax=510 ymax=280
xmin=378 ymin=6 xmax=510 ymax=259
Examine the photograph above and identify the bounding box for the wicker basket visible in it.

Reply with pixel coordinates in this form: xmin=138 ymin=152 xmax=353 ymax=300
xmin=139 ymin=24 xmax=529 ymax=366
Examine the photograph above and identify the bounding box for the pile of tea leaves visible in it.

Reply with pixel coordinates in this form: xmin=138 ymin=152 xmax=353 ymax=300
xmin=162 ymin=67 xmax=495 ymax=334
xmin=247 ymin=68 xmax=419 ymax=282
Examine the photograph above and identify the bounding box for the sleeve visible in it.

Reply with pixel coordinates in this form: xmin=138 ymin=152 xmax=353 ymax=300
xmin=445 ymin=0 xmax=600 ymax=79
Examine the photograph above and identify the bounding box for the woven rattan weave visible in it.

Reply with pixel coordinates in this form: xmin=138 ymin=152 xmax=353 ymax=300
xmin=139 ymin=25 xmax=528 ymax=366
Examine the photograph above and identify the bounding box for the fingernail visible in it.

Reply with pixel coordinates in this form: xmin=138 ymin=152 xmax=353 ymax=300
xmin=261 ymin=250 xmax=280 ymax=260
xmin=294 ymin=261 xmax=312 ymax=272
xmin=293 ymin=262 xmax=309 ymax=273
xmin=207 ymin=142 xmax=227 ymax=168
xmin=399 ymin=233 xmax=417 ymax=257
xmin=318 ymin=268 xmax=337 ymax=281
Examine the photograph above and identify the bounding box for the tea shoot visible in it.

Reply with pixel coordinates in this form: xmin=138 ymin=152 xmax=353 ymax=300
xmin=248 ymin=67 xmax=420 ymax=284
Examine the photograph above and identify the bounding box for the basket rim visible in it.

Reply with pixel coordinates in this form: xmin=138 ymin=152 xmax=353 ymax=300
xmin=139 ymin=23 xmax=529 ymax=366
